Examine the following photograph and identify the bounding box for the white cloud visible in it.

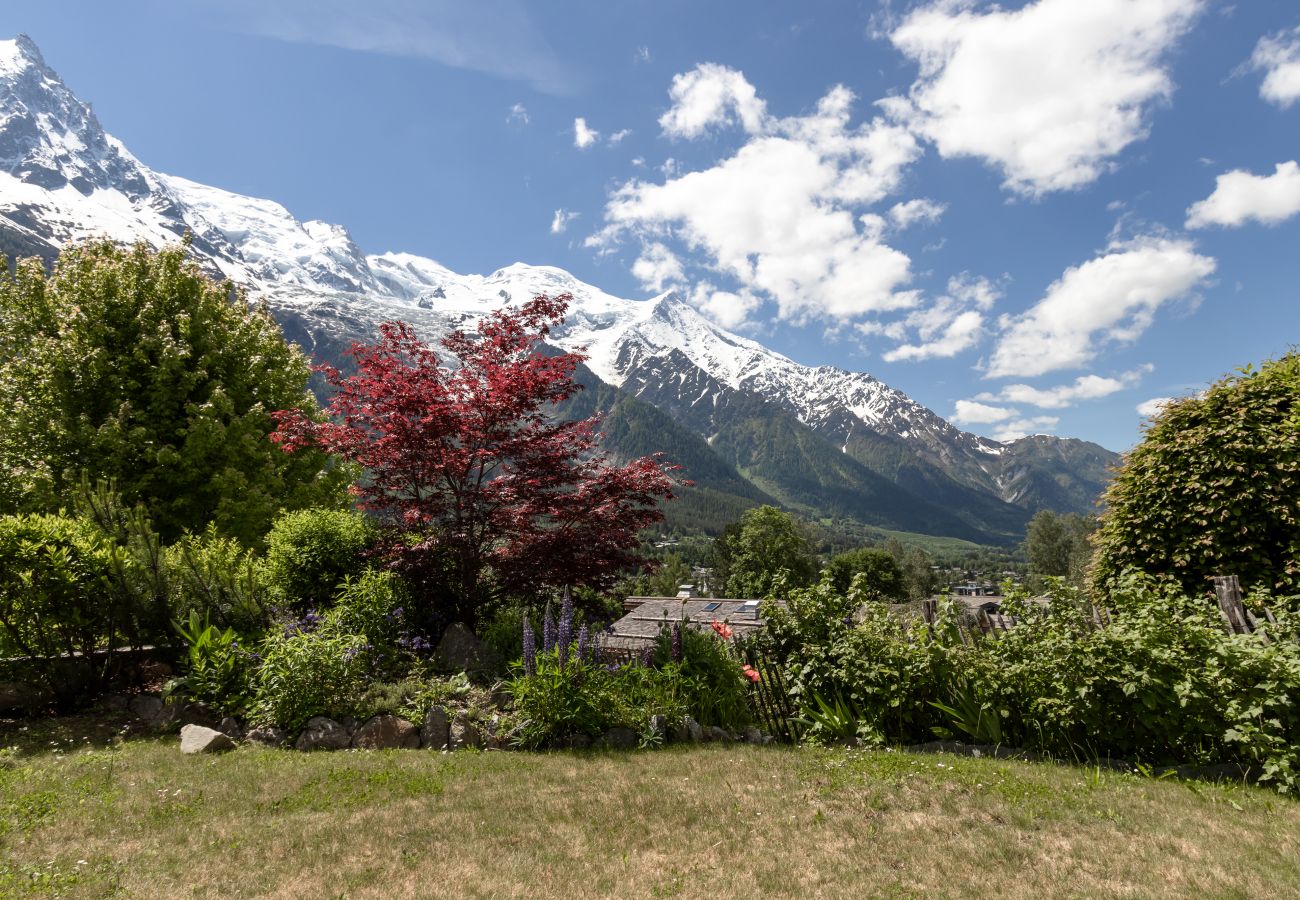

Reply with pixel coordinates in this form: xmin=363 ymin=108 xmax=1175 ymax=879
xmin=882 ymin=0 xmax=1202 ymax=196
xmin=986 ymin=236 xmax=1215 ymax=378
xmin=976 ymin=367 xmax=1150 ymax=409
xmin=880 ymin=273 xmax=998 ymax=362
xmin=658 ymin=62 xmax=768 ymax=138
xmin=593 ymin=65 xmax=925 ymax=327
xmin=991 ymin=416 xmax=1060 ymax=442
xmin=888 ymin=198 xmax=946 ymax=229
xmin=1186 ymin=161 xmax=1300 ymax=228
xmin=630 ymin=242 xmax=684 ymax=293
xmin=573 ymin=117 xmax=600 ymax=149
xmin=951 ymin=401 xmax=1058 ymax=440
xmin=507 ymin=102 xmax=529 ymax=126
xmin=635 ymin=45 xmax=652 ymax=64
xmin=1250 ymin=26 xmax=1300 ymax=108
xmin=1136 ymin=396 xmax=1173 ymax=417
xmin=550 ymin=208 xmax=579 ymax=234
xmin=952 ymin=399 xmax=1016 ymax=424
xmin=688 ymin=283 xmax=763 ymax=330
xmin=608 ymin=129 xmax=632 ymax=146
xmin=212 ymin=0 xmax=575 ymax=94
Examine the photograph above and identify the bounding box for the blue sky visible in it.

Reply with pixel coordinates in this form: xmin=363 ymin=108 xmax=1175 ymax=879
xmin=15 ymin=0 xmax=1300 ymax=450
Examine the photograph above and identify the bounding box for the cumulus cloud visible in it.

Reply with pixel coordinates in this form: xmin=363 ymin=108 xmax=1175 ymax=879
xmin=608 ymin=129 xmax=632 ymax=146
xmin=630 ymin=242 xmax=685 ymax=293
xmin=882 ymin=0 xmax=1202 ymax=196
xmin=880 ymin=273 xmax=999 ymax=362
xmin=592 ymin=64 xmax=926 ymax=328
xmin=950 ymin=400 xmax=1058 ymax=441
xmin=1250 ymin=26 xmax=1300 ymax=107
xmin=888 ymin=198 xmax=946 ymax=229
xmin=976 ymin=367 xmax=1150 ymax=409
xmin=990 ymin=416 xmax=1060 ymax=442
xmin=986 ymin=236 xmax=1215 ymax=379
xmin=952 ymin=399 xmax=1017 ymax=424
xmin=658 ymin=62 xmax=768 ymax=138
xmin=1186 ymin=161 xmax=1300 ymax=228
xmin=573 ymin=117 xmax=600 ymax=149
xmin=688 ymin=283 xmax=763 ymax=330
xmin=550 ymin=208 xmax=579 ymax=234
xmin=1136 ymin=396 xmax=1174 ymax=417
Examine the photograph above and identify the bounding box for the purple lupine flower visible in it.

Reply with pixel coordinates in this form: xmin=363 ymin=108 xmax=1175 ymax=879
xmin=557 ymin=588 xmax=575 ymax=666
xmin=522 ymin=615 xmax=537 ymax=677
xmin=641 ymin=644 xmax=654 ymax=668
xmin=671 ymin=623 xmax=683 ymax=663
xmin=576 ymin=623 xmax=589 ymax=665
xmin=542 ymin=599 xmax=556 ymax=653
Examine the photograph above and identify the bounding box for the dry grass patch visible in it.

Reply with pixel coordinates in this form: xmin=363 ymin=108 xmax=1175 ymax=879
xmin=1 ymin=713 xmax=1297 ymax=898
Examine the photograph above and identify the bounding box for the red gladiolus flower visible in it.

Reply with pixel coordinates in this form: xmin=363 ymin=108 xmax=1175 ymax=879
xmin=711 ymin=619 xmax=733 ymax=640
xmin=741 ymin=664 xmax=761 ymax=683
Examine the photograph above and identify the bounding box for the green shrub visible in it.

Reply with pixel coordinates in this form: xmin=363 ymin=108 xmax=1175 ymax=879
xmin=249 ymin=568 xmax=417 ymax=731
xmin=822 ymin=548 xmax=905 ymax=599
xmin=0 ymin=513 xmax=114 ymax=661
xmin=166 ymin=527 xmax=270 ymax=635
xmin=1093 ymin=352 xmax=1300 ymax=595
xmin=166 ymin=611 xmax=256 ymax=716
xmin=262 ymin=508 xmax=373 ymax=612
xmin=508 ymin=650 xmax=687 ymax=749
xmin=652 ymin=623 xmax=752 ymax=731
xmin=251 ymin=627 xmax=372 ymax=732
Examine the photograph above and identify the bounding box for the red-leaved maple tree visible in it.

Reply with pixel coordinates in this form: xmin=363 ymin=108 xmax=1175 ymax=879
xmin=271 ymin=293 xmax=680 ymax=629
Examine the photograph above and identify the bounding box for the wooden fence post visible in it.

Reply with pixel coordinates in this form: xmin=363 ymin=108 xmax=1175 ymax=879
xmin=1212 ymin=575 xmax=1250 ymax=634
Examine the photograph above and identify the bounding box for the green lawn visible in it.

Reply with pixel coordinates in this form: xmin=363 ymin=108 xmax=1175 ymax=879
xmin=2 ymin=712 xmax=1297 ymax=898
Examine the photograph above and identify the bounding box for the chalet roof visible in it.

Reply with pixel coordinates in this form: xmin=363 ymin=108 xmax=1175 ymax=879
xmin=604 ymin=597 xmax=775 ymax=650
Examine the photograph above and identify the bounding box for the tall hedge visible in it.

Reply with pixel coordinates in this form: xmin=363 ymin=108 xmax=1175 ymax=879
xmin=1092 ymin=353 xmax=1300 ymax=595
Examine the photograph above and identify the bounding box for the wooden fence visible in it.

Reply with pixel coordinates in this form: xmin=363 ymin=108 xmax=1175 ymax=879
xmin=921 ymin=574 xmax=1287 ymax=644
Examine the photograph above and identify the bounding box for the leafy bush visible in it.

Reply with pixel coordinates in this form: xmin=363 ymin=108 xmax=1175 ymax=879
xmin=250 ymin=568 xmax=419 ymax=731
xmin=763 ymin=573 xmax=1300 ymax=791
xmin=1093 ymin=352 xmax=1300 ymax=595
xmin=262 ymin=508 xmax=374 ymax=612
xmin=251 ymin=627 xmax=372 ymax=733
xmin=652 ymin=622 xmax=752 ymax=731
xmin=166 ymin=527 xmax=270 ymax=635
xmin=0 ymin=513 xmax=115 ymax=664
xmin=166 ymin=611 xmax=256 ymax=716
xmin=822 ymin=548 xmax=905 ymax=599
xmin=508 ymin=650 xmax=687 ymax=749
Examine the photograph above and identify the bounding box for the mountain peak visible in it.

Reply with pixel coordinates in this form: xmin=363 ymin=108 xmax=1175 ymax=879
xmin=0 ymin=34 xmax=45 ymax=71
xmin=0 ymin=34 xmax=151 ymax=199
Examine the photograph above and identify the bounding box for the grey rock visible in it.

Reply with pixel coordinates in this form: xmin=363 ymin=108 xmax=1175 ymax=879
xmin=600 ymin=727 xmax=638 ymax=750
xmin=552 ymin=733 xmax=592 ymax=750
xmin=489 ymin=680 xmax=512 ymax=709
xmin=421 ymin=706 xmax=450 ymax=750
xmin=175 ymin=702 xmax=221 ymax=729
xmin=761 ymin=735 xmax=775 ymax=746
xmin=218 ymin=717 xmax=244 ymax=740
xmin=683 ymin=716 xmax=703 ymax=743
xmin=707 ymin=726 xmax=731 ymax=743
xmin=436 ymin=623 xmax=495 ymax=673
xmin=649 ymin=714 xmax=668 ymax=739
xmin=449 ymin=711 xmax=483 ymax=750
xmin=103 ymin=692 xmax=131 ymax=711
xmin=338 ymin=716 xmax=361 ymax=735
xmin=245 ymin=725 xmax=287 ymax=748
xmin=180 ymin=724 xmax=236 ymax=755
xmin=128 ymin=693 xmax=164 ymax=722
xmin=670 ymin=720 xmax=690 ymax=743
xmin=743 ymin=727 xmax=763 ymax=745
xmin=351 ymin=715 xmax=420 ymax=750
xmin=294 ymin=717 xmax=351 ymax=752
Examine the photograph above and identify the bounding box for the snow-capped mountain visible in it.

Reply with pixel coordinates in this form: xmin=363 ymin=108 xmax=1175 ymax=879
xmin=0 ymin=35 xmax=1117 ymax=543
